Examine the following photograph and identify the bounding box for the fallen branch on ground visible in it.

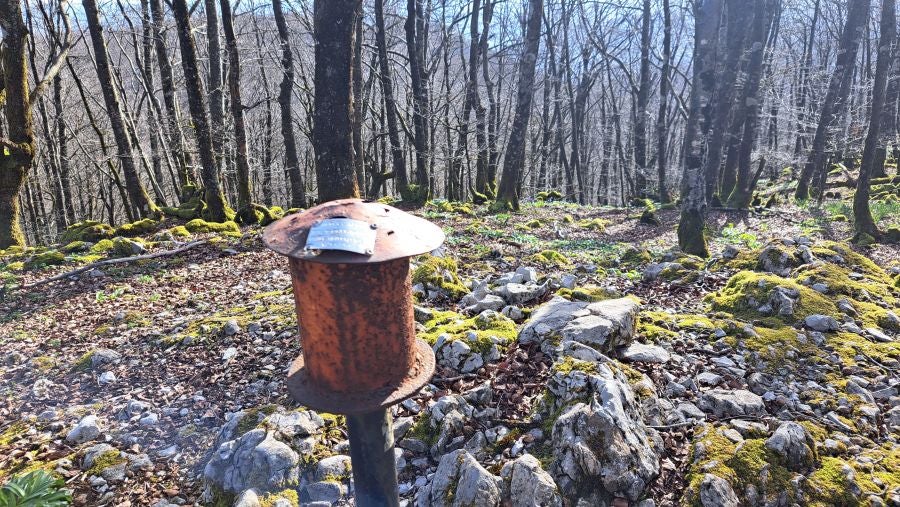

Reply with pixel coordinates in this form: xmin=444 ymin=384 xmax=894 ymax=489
xmin=18 ymin=240 xmax=208 ymax=291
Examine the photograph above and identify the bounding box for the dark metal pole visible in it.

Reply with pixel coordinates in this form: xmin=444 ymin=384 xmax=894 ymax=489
xmin=346 ymin=409 xmax=400 ymax=507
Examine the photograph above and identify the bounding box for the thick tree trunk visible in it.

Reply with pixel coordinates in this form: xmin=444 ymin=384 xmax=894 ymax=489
xmin=855 ymin=0 xmax=894 ymax=239
xmin=796 ymin=0 xmax=869 ymax=199
xmin=220 ymin=0 xmax=253 ymax=222
xmin=313 ymin=0 xmax=363 ymax=202
xmin=678 ymin=0 xmax=724 ymax=258
xmin=495 ymin=0 xmax=543 ymax=211
xmin=171 ymin=0 xmax=229 ymax=221
xmin=701 ymin=0 xmax=752 ymax=202
xmin=205 ymin=0 xmax=225 ymax=173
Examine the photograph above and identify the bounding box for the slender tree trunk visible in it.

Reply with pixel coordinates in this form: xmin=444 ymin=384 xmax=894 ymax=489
xmin=272 ymin=0 xmax=306 ymax=208
xmin=149 ymin=0 xmax=194 ymax=192
xmin=678 ymin=0 xmax=724 ymax=258
xmin=313 ymin=0 xmax=363 ymax=202
xmin=725 ymin=0 xmax=773 ymax=208
xmin=375 ymin=0 xmax=408 ymax=194
xmin=855 ymin=0 xmax=894 ymax=239
xmin=796 ymin=0 xmax=869 ymax=199
xmin=205 ymin=0 xmax=225 ymax=174
xmin=53 ymin=74 xmax=75 ymax=225
xmin=449 ymin=0 xmax=482 ymax=202
xmin=634 ymin=0 xmax=652 ymax=198
xmin=171 ymin=0 xmax=229 ymax=221
xmin=220 ymin=0 xmax=253 ymax=222
xmin=83 ymin=0 xmax=158 ymax=220
xmin=406 ymin=0 xmax=431 ymax=189
xmin=656 ymin=0 xmax=672 ymax=203
xmin=495 ymin=0 xmax=543 ymax=210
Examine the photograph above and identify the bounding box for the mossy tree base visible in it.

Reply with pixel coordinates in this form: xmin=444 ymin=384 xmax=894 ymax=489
xmin=678 ymin=208 xmax=709 ymax=258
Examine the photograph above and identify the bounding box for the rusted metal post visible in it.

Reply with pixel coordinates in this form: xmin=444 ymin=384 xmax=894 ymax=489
xmin=347 ymin=410 xmax=400 ymax=507
xmin=263 ymin=199 xmax=443 ymax=506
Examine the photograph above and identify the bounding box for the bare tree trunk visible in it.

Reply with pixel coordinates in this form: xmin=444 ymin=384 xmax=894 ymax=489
xmin=656 ymin=0 xmax=672 ymax=203
xmin=855 ymin=0 xmax=894 ymax=239
xmin=449 ymin=0 xmax=481 ymax=202
xmin=375 ymin=0 xmax=408 ymax=194
xmin=205 ymin=0 xmax=225 ymax=174
xmin=725 ymin=0 xmax=773 ymax=208
xmin=271 ymin=0 xmax=306 ymax=208
xmin=678 ymin=0 xmax=724 ymax=258
xmin=796 ymin=0 xmax=869 ymax=199
xmin=406 ymin=0 xmax=431 ymax=190
xmin=793 ymin=0 xmax=820 ymax=158
xmin=171 ymin=0 xmax=229 ymax=221
xmin=83 ymin=0 xmax=158 ymax=220
xmin=495 ymin=0 xmax=543 ymax=211
xmin=313 ymin=0 xmax=363 ymax=202
xmin=634 ymin=0 xmax=652 ymax=198
xmin=702 ymin=0 xmax=752 ymax=203
xmin=149 ymin=0 xmax=194 ymax=192
xmin=219 ymin=0 xmax=253 ymax=222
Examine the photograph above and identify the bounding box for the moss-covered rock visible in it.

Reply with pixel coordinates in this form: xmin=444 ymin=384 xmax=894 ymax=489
xmin=24 ymin=249 xmax=65 ymax=270
xmin=555 ymin=286 xmax=618 ymax=302
xmin=110 ymin=237 xmax=147 ymax=257
xmin=60 ymin=221 xmax=114 ymax=243
xmin=528 ymin=249 xmax=571 ymax=267
xmin=619 ymin=246 xmax=652 ymax=267
xmin=114 ymin=218 xmax=160 ymax=237
xmin=60 ymin=241 xmax=91 ymax=254
xmin=577 ymin=218 xmax=608 ymax=231
xmin=707 ymin=270 xmax=837 ymax=324
xmin=185 ymin=219 xmax=241 ymax=235
xmin=536 ymin=190 xmax=563 ymax=202
xmin=411 ymin=255 xmax=468 ymax=299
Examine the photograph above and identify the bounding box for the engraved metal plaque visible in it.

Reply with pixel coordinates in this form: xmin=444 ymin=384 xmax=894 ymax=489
xmin=305 ymin=218 xmax=377 ymax=255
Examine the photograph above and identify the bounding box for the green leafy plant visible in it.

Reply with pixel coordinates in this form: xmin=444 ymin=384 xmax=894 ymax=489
xmin=0 ymin=470 xmax=72 ymax=506
xmin=95 ymin=287 xmax=125 ymax=303
xmin=720 ymin=223 xmax=761 ymax=249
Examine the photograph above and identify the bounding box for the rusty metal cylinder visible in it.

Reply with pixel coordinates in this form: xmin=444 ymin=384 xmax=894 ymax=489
xmin=287 ymin=256 xmax=416 ymax=393
xmin=263 ymin=198 xmax=443 ymax=415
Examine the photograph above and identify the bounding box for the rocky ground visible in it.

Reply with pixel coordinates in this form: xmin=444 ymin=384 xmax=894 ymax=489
xmin=0 ymin=197 xmax=899 ymax=507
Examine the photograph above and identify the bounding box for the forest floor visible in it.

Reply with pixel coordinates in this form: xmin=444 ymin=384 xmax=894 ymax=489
xmin=1 ymin=194 xmax=899 ymax=506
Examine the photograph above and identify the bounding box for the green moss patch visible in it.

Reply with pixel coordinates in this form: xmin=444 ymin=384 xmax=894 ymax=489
xmin=418 ymin=310 xmax=517 ymax=354
xmin=555 ymin=286 xmax=618 ymax=302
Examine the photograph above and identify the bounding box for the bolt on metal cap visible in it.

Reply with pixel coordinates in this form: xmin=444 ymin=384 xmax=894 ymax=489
xmin=262 ymin=199 xmax=443 ymax=414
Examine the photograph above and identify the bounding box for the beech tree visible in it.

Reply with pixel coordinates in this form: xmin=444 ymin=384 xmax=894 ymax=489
xmin=313 ymin=0 xmax=363 ymax=202
xmin=171 ymin=0 xmax=229 ymax=221
xmin=678 ymin=0 xmax=724 ymax=258
xmin=854 ymin=0 xmax=895 ymax=240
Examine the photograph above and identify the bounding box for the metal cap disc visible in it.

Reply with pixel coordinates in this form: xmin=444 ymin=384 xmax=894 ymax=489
xmin=285 ymin=339 xmax=436 ymax=414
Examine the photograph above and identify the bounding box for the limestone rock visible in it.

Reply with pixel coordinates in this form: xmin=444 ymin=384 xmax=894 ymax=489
xmin=547 ymin=363 xmax=659 ymax=501
xmin=520 ymin=296 xmax=639 ymax=355
xmin=699 ymin=474 xmax=740 ymax=507
xmin=765 ymin=422 xmax=816 ymax=472
xmin=66 ymin=415 xmax=101 ymax=444
xmin=500 ymin=454 xmax=562 ymax=507
xmin=698 ymin=390 xmax=766 ymax=418
xmin=203 ymin=428 xmax=299 ymax=495
xmin=415 ymin=449 xmax=501 ymax=507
